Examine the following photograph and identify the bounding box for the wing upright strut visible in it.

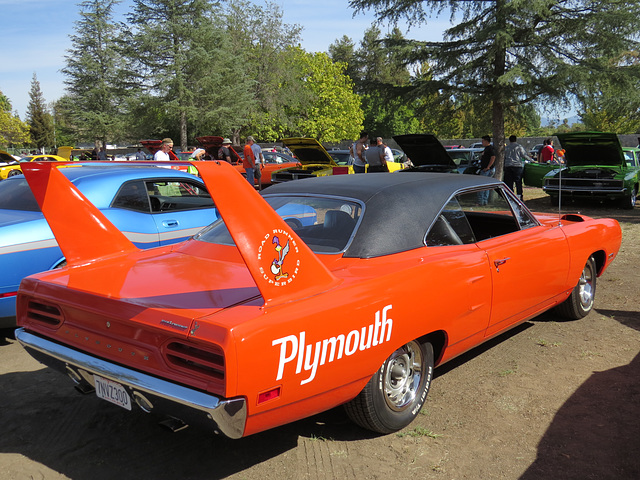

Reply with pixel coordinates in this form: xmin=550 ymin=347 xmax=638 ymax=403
xmin=21 ymin=162 xmax=138 ymax=265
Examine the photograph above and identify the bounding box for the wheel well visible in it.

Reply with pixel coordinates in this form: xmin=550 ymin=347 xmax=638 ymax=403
xmin=418 ymin=330 xmax=447 ymax=366
xmin=591 ymin=250 xmax=606 ymax=276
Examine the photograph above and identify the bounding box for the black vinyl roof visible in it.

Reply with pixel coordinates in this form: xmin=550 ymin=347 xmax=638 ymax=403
xmin=265 ymin=172 xmax=502 ymax=258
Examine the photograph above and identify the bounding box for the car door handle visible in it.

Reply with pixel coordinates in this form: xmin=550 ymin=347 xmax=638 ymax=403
xmin=163 ymin=220 xmax=178 ymax=228
xmin=494 ymin=257 xmax=510 ymax=272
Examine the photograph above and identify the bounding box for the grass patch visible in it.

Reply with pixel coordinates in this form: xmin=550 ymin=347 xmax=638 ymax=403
xmin=397 ymin=426 xmax=442 ymax=438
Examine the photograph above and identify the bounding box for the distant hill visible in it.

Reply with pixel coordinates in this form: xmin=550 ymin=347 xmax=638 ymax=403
xmin=541 ymin=115 xmax=580 ymax=127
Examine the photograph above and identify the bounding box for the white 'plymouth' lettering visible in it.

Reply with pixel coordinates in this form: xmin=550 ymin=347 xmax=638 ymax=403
xmin=272 ymin=305 xmax=393 ymax=385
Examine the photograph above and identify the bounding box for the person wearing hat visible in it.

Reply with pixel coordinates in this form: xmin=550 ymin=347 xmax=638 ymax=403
xmin=218 ymin=138 xmax=233 ymax=163
xmin=154 ymin=138 xmax=173 ymax=161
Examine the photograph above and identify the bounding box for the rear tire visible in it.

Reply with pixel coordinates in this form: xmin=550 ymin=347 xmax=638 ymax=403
xmin=554 ymin=256 xmax=597 ymax=319
xmin=344 ymin=340 xmax=433 ymax=434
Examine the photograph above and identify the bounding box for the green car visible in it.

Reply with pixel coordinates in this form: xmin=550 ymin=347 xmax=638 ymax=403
xmin=542 ymin=132 xmax=640 ymax=209
xmin=523 ymin=160 xmax=561 ymax=187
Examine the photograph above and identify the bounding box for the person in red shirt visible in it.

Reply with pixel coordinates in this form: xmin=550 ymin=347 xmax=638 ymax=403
xmin=243 ymin=136 xmax=258 ymax=186
xmin=538 ymin=138 xmax=556 ymax=163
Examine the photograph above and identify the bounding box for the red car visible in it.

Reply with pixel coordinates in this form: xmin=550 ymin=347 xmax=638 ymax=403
xmin=16 ymin=161 xmax=621 ymax=438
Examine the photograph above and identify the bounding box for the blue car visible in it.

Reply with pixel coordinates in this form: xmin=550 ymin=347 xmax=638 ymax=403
xmin=0 ymin=164 xmax=218 ymax=328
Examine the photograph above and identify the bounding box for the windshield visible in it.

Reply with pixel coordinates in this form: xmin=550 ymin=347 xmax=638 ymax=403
xmin=195 ymin=195 xmax=362 ymax=253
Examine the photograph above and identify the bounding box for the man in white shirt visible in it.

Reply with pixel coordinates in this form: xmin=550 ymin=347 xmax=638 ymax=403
xmin=153 ymin=138 xmax=173 ymax=161
xmin=377 ymin=137 xmax=394 ymax=166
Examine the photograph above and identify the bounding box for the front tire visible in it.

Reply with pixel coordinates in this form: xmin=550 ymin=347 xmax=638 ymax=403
xmin=344 ymin=341 xmax=433 ymax=434
xmin=554 ymin=256 xmax=597 ymax=319
xmin=8 ymin=169 xmax=22 ymax=177
xmin=622 ymin=187 xmax=637 ymax=209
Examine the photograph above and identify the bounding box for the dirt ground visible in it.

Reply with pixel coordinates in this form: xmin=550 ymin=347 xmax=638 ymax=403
xmin=1 ymin=187 xmax=638 ymax=480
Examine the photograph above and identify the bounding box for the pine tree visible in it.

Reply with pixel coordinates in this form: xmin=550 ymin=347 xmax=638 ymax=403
xmin=123 ymin=0 xmax=243 ymax=149
xmin=26 ymin=74 xmax=54 ymax=151
xmin=62 ymin=0 xmax=127 ymax=147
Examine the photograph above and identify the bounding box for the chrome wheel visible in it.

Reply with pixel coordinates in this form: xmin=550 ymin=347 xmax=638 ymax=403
xmin=383 ymin=341 xmax=424 ymax=412
xmin=344 ymin=340 xmax=433 ymax=433
xmin=555 ymin=256 xmax=597 ymax=319
xmin=577 ymin=261 xmax=595 ymax=311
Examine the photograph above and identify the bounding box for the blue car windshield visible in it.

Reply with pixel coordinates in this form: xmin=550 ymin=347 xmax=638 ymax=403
xmin=0 ymin=177 xmax=40 ymax=211
xmin=194 ymin=195 xmax=362 ymax=254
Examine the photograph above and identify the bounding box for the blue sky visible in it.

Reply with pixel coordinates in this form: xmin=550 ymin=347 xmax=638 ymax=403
xmin=0 ymin=0 xmax=450 ymax=120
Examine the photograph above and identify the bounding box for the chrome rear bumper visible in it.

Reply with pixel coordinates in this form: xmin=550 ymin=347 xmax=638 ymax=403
xmin=15 ymin=328 xmax=246 ymax=439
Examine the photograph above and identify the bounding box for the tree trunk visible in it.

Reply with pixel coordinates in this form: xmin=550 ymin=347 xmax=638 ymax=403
xmin=180 ymin=110 xmax=187 ymax=151
xmin=491 ymin=0 xmax=507 ymax=181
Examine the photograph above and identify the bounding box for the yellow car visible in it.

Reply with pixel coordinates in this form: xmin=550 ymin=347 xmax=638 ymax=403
xmin=327 ymin=148 xmax=406 ymax=173
xmin=0 ymin=153 xmax=68 ymax=180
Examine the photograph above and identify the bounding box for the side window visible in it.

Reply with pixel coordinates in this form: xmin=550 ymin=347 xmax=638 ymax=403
xmin=426 ymin=197 xmax=476 ymax=246
xmin=456 ymin=188 xmax=525 ymax=241
xmin=426 ymin=187 xmax=538 ymax=246
xmin=145 ymin=180 xmax=212 ymax=212
xmin=112 ymin=180 xmax=150 ymax=212
xmin=624 ymin=151 xmax=637 ymax=167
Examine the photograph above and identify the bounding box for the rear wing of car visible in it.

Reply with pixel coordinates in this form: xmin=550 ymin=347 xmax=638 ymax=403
xmin=21 ymin=161 xmax=340 ymax=307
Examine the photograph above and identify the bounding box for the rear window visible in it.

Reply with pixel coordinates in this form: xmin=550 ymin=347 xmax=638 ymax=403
xmin=195 ymin=196 xmax=362 ymax=254
xmin=0 ymin=177 xmax=40 ymax=211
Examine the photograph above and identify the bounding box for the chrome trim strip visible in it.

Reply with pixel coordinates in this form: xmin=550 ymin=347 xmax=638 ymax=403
xmin=543 ymin=186 xmax=626 ymax=193
xmin=0 ymin=238 xmax=58 ymax=255
xmin=15 ymin=328 xmax=246 ymax=438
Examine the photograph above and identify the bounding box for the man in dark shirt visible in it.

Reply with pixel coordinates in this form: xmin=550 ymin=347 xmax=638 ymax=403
xmin=218 ymin=138 xmax=234 ymax=162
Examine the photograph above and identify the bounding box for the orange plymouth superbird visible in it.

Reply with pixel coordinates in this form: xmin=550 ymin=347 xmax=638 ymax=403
xmin=16 ymin=161 xmax=621 ymax=438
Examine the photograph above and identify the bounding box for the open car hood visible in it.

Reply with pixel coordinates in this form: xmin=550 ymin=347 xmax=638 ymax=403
xmin=556 ymin=132 xmax=625 ymax=168
xmin=196 ymin=136 xmax=243 ymax=160
xmin=0 ymin=150 xmax=18 ymax=165
xmin=281 ymin=138 xmax=337 ymax=166
xmin=140 ymin=139 xmax=179 ymax=161
xmin=393 ymin=134 xmax=456 ymax=169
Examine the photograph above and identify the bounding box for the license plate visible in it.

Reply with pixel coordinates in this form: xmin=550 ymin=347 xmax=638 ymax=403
xmin=94 ymin=375 xmax=132 ymax=411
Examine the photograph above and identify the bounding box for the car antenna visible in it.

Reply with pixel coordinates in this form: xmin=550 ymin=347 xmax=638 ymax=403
xmin=557 ymin=162 xmax=563 ymax=225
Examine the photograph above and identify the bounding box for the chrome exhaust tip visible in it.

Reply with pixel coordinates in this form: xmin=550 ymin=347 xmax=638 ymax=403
xmin=158 ymin=416 xmax=189 ymax=432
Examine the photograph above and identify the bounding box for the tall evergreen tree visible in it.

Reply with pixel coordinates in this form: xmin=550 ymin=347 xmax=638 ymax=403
xmin=222 ymin=0 xmax=305 ymax=142
xmin=328 ymin=36 xmax=360 ymax=82
xmin=26 ymin=74 xmax=54 ymax=151
xmin=350 ymin=26 xmax=421 ymax=137
xmin=123 ymin=0 xmax=246 ymax=149
xmin=350 ymin=0 xmax=640 ymax=177
xmin=62 ymin=0 xmax=127 ymax=147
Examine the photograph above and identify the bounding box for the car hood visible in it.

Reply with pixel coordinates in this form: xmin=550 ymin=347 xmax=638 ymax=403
xmin=0 ymin=150 xmax=18 ymax=166
xmin=281 ymin=138 xmax=337 ymax=166
xmin=556 ymin=132 xmax=625 ymax=168
xmin=393 ymin=134 xmax=457 ymax=169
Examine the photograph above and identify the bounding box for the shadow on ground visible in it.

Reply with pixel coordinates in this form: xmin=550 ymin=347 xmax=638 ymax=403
xmin=520 ymin=351 xmax=640 ymax=479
